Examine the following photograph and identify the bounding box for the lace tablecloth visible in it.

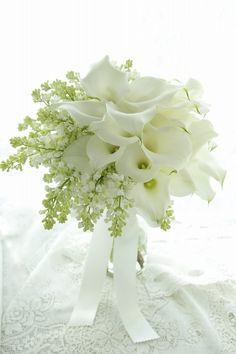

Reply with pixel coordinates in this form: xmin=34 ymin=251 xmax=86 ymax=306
xmin=1 ymin=206 xmax=236 ymax=354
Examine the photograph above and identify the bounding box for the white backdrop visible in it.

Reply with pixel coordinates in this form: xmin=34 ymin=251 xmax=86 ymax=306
xmin=0 ymin=0 xmax=236 ymax=236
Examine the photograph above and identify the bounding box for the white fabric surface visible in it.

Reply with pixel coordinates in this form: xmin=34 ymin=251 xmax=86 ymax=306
xmin=1 ymin=206 xmax=236 ymax=354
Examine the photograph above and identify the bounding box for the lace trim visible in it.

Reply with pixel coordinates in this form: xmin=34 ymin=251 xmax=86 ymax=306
xmin=1 ymin=227 xmax=236 ymax=353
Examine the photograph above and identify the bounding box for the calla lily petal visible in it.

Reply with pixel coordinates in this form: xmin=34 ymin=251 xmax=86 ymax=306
xmin=130 ymin=171 xmax=170 ymax=225
xmin=90 ymin=114 xmax=139 ymax=146
xmin=128 ymin=77 xmax=169 ymax=101
xmin=170 ymin=146 xmax=226 ymax=200
xmin=142 ymin=124 xmax=192 ymax=169
xmin=189 ymin=120 xmax=217 ymax=155
xmin=184 ymin=78 xmax=204 ymax=98
xmin=197 ymin=147 xmax=226 ymax=186
xmin=87 ymin=135 xmax=125 ymax=169
xmin=116 ymin=142 xmax=158 ymax=182
xmin=57 ymin=101 xmax=106 ymax=127
xmin=150 ymin=106 xmax=198 ymax=130
xmin=187 ymin=162 xmax=216 ymax=202
xmin=106 ymin=102 xmax=156 ymax=136
xmin=173 ymin=79 xmax=203 ymax=101
xmin=170 ymin=169 xmax=195 ymax=197
xmin=82 ymin=56 xmax=129 ymax=101
xmin=63 ymin=136 xmax=92 ymax=173
xmin=119 ymin=77 xmax=179 ymax=111
xmin=171 ymin=79 xmax=210 ymax=115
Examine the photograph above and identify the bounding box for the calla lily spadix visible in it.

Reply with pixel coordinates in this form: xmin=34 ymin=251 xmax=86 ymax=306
xmin=130 ymin=171 xmax=171 ymax=226
xmin=116 ymin=142 xmax=158 ymax=182
xmin=141 ymin=124 xmax=192 ymax=169
xmin=87 ymin=135 xmax=125 ymax=169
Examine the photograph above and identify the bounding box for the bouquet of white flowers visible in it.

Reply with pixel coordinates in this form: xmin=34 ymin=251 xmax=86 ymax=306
xmin=1 ymin=56 xmax=225 ymax=237
xmin=1 ymin=56 xmax=226 ymax=342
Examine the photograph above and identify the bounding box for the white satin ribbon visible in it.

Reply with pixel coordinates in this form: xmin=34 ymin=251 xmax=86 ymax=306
xmin=113 ymin=213 xmax=159 ymax=342
xmin=69 ymin=217 xmax=113 ymax=325
xmin=69 ymin=211 xmax=159 ymax=343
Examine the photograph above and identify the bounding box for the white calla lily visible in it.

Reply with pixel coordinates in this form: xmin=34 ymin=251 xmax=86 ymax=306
xmin=63 ymin=136 xmax=92 ymax=173
xmin=119 ymin=77 xmax=179 ymax=111
xmin=173 ymin=78 xmax=203 ymax=105
xmin=196 ymin=146 xmax=226 ymax=186
xmin=187 ymin=162 xmax=216 ymax=202
xmin=106 ymin=102 xmax=156 ymax=136
xmin=82 ymin=56 xmax=129 ymax=101
xmin=141 ymin=124 xmax=192 ymax=169
xmin=116 ymin=142 xmax=158 ymax=182
xmin=170 ymin=78 xmax=210 ymax=115
xmin=170 ymin=144 xmax=226 ymax=201
xmin=170 ymin=169 xmax=195 ymax=197
xmin=90 ymin=114 xmax=139 ymax=146
xmin=130 ymin=171 xmax=170 ymax=226
xmin=150 ymin=106 xmax=198 ymax=130
xmin=87 ymin=135 xmax=125 ymax=169
xmin=188 ymin=120 xmax=217 ymax=155
xmin=184 ymin=78 xmax=204 ymax=99
xmin=183 ymin=79 xmax=210 ymax=115
xmin=57 ymin=101 xmax=106 ymax=127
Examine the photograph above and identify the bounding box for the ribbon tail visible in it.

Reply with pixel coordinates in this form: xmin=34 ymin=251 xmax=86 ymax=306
xmin=69 ymin=218 xmax=113 ymax=326
xmin=113 ymin=213 xmax=159 ymax=343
